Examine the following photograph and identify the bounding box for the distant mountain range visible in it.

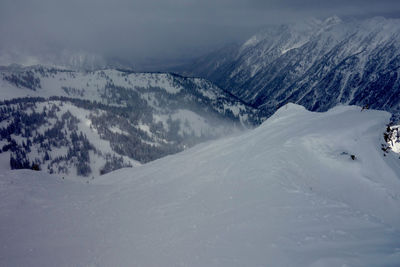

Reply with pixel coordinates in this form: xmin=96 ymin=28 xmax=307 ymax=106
xmin=183 ymin=16 xmax=400 ymax=120
xmin=0 ymin=65 xmax=259 ymax=178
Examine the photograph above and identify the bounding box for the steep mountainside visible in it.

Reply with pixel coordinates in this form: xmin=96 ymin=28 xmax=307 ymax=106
xmin=1 ymin=104 xmax=400 ymax=266
xmin=184 ymin=16 xmax=400 ymax=119
xmin=0 ymin=65 xmax=259 ymax=178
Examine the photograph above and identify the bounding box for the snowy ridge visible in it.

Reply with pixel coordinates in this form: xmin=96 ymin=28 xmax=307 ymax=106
xmin=1 ymin=104 xmax=400 ymax=266
xmin=0 ymin=66 xmax=257 ymax=123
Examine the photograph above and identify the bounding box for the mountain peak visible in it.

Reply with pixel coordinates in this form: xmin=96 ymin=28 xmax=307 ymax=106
xmin=323 ymin=15 xmax=342 ymax=25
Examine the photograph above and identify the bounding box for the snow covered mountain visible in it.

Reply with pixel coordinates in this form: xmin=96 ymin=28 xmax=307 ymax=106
xmin=184 ymin=16 xmax=400 ymax=119
xmin=1 ymin=104 xmax=400 ymax=266
xmin=0 ymin=65 xmax=259 ymax=178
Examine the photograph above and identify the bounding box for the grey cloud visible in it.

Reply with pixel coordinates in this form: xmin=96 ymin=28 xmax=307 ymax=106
xmin=1 ymin=0 xmax=399 ymax=69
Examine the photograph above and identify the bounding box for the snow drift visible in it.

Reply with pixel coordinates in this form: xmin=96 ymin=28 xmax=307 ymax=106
xmin=1 ymin=104 xmax=400 ymax=266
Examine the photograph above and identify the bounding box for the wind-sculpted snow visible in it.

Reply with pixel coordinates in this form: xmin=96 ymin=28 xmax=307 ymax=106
xmin=185 ymin=16 xmax=400 ymax=120
xmin=1 ymin=104 xmax=400 ymax=266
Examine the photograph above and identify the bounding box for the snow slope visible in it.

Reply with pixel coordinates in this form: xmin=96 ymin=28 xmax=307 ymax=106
xmin=1 ymin=104 xmax=400 ymax=266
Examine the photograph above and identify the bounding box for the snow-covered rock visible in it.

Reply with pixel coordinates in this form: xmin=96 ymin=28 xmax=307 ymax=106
xmin=1 ymin=104 xmax=399 ymax=266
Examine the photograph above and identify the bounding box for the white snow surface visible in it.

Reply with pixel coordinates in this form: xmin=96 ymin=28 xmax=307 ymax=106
xmin=1 ymin=104 xmax=400 ymax=266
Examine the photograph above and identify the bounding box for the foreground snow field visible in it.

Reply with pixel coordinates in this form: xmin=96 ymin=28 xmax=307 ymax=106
xmin=1 ymin=104 xmax=400 ymax=266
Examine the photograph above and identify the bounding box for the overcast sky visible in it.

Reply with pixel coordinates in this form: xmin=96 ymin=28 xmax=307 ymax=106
xmin=1 ymin=0 xmax=400 ymax=67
